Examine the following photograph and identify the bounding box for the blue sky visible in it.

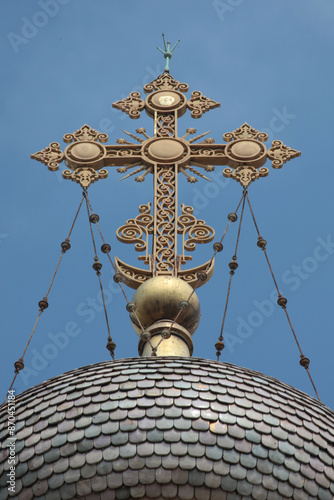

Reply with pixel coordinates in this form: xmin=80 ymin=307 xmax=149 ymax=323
xmin=1 ymin=1 xmax=334 ymax=408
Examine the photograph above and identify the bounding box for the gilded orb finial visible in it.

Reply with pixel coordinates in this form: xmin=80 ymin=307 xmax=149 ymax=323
xmin=157 ymin=33 xmax=180 ymax=73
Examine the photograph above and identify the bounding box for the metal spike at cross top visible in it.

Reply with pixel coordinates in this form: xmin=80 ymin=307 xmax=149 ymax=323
xmin=31 ymin=38 xmax=300 ymax=290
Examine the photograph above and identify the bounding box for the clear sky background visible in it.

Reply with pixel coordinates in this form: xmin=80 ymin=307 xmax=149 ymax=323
xmin=1 ymin=1 xmax=334 ymax=409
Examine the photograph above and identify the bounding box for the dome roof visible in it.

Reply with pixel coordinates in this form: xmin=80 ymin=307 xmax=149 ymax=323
xmin=1 ymin=357 xmax=334 ymax=500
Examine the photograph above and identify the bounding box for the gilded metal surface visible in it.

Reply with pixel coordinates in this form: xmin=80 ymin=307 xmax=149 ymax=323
xmin=31 ymin=75 xmax=300 ymax=285
xmin=1 ymin=357 xmax=333 ymax=499
xmin=187 ymin=90 xmax=220 ymax=119
xmin=178 ymin=204 xmax=215 ymax=265
xmin=112 ymin=91 xmax=145 ymax=119
xmin=129 ymin=276 xmax=200 ymax=336
xmin=140 ymin=322 xmax=193 ymax=357
xmin=116 ymin=203 xmax=153 ymax=265
xmin=267 ymin=139 xmax=301 ymax=168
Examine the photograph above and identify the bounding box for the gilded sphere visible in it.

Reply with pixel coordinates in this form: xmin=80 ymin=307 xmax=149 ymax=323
xmin=130 ymin=276 xmax=200 ymax=335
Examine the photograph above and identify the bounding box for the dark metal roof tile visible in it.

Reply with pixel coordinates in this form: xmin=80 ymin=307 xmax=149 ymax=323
xmin=192 ymin=400 xmax=210 ymax=410
xmin=16 ymin=425 xmax=33 ymax=440
xmin=217 ymin=434 xmax=235 ymax=450
xmin=278 ymin=480 xmax=294 ymax=497
xmin=154 ymin=441 xmax=171 ymax=456
xmin=170 ymin=441 xmax=188 ymax=457
xmin=227 ymin=424 xmax=246 ymax=440
xmin=235 ymin=438 xmax=252 ymax=454
xmin=127 ymin=408 xmax=145 ymax=420
xmin=319 ymin=450 xmax=333 ymax=466
xmin=288 ymin=471 xmax=305 ymax=489
xmin=67 ymin=429 xmax=85 ymax=443
xmin=128 ymin=429 xmax=146 ymax=444
xmin=47 ymin=472 xmax=65 ymax=489
xmin=192 ymin=418 xmax=210 ymax=431
xmin=310 ymin=456 xmax=325 ymax=473
xmin=136 ymin=442 xmax=154 ymax=457
xmin=44 ymin=446 xmax=61 ymax=464
xmin=27 ymin=453 xmax=44 ymax=472
xmin=287 ymin=432 xmax=304 ymax=447
xmin=257 ymin=458 xmax=274 ymax=474
xmin=112 ymin=458 xmax=129 ymax=472
xmin=122 ymin=469 xmax=139 ymax=487
xmin=268 ymin=449 xmax=285 ymax=465
xmin=219 ymin=413 xmax=237 ymax=425
xmin=64 ymin=467 xmax=81 ymax=484
xmin=223 ymin=449 xmax=240 ymax=464
xmin=107 ymin=472 xmax=123 ymax=489
xmin=76 ymin=478 xmax=93 ymax=497
xmin=262 ymin=474 xmax=278 ymax=491
xmin=15 ymin=462 xmax=28 ymax=479
xmin=187 ymin=443 xmax=205 ymax=458
xmin=145 ymin=453 xmax=162 ymax=469
xmin=128 ymin=455 xmax=146 ymax=470
xmin=111 ymin=432 xmax=128 ymax=446
xmin=179 ymin=455 xmax=196 ymax=470
xmin=181 ymin=430 xmax=200 ymax=444
xmin=198 ymin=431 xmax=216 ymax=446
xmin=261 ymin=434 xmax=278 ymax=450
xmin=37 ymin=462 xmax=53 ymax=480
xmin=252 ymin=484 xmax=268 ymax=500
xmin=146 ymin=429 xmax=163 ymax=443
xmin=240 ymin=453 xmax=257 ymax=470
xmin=101 ymin=421 xmax=119 ymax=435
xmin=65 ymin=406 xmax=83 ymax=419
xmin=188 ymin=468 xmax=205 ymax=486
xmin=146 ymin=482 xmax=163 ymax=498
xmin=174 ymin=418 xmax=192 ymax=431
xmin=236 ymin=417 xmax=254 ymax=430
xmin=20 ymin=445 xmax=40 ymax=463
xmin=24 ymin=432 xmax=41 ymax=447
xmin=159 ymin=453 xmax=179 ymax=470
xmin=213 ymin=460 xmax=230 ymax=476
xmin=285 ymin=456 xmax=301 ymax=472
xmin=236 ymin=478 xmax=253 ymax=496
xmin=138 ymin=467 xmax=156 ymax=484
xmin=230 ymin=463 xmax=247 ymax=480
xmin=146 ymin=406 xmax=164 ymax=418
xmin=272 ymin=464 xmax=289 ymax=481
xmin=182 ymin=408 xmax=201 ymax=419
xmin=245 ymin=429 xmax=261 ymax=444
xmin=229 ymin=405 xmax=246 ymax=417
xmin=252 ymin=444 xmax=268 ymax=459
xmin=221 ymin=475 xmax=237 ymax=492
xmin=174 ymin=398 xmax=193 ymax=409
xmin=201 ymin=409 xmax=219 ymax=421
xmin=254 ymin=421 xmax=271 ymax=434
xmin=318 ymin=486 xmax=333 ymax=500
xmin=102 ymin=446 xmax=119 ymax=461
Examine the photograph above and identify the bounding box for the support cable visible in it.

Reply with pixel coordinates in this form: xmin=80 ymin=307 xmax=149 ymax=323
xmin=3 ymin=195 xmax=84 ymax=404
xmin=83 ymin=190 xmax=116 ymax=359
xmin=153 ymin=193 xmax=245 ymax=356
xmin=246 ymin=192 xmax=321 ymax=402
xmin=215 ymin=190 xmax=247 ymax=361
xmin=84 ymin=192 xmax=156 ymax=354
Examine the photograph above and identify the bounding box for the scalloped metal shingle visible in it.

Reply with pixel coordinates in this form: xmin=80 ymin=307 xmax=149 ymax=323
xmin=0 ymin=356 xmax=334 ymax=500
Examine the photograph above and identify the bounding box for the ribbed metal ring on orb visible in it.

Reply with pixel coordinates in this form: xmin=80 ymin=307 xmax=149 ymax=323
xmin=64 ymin=141 xmax=106 ymax=169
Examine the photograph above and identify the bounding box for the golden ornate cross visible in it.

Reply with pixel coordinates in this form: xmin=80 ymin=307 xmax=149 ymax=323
xmin=31 ymin=71 xmax=300 ymax=290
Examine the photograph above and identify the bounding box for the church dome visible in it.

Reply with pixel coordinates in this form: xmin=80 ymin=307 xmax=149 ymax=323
xmin=1 ymin=356 xmax=334 ymax=500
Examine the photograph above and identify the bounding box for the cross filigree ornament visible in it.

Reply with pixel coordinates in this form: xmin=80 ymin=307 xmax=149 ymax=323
xmin=31 ymin=63 xmax=300 ymax=290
